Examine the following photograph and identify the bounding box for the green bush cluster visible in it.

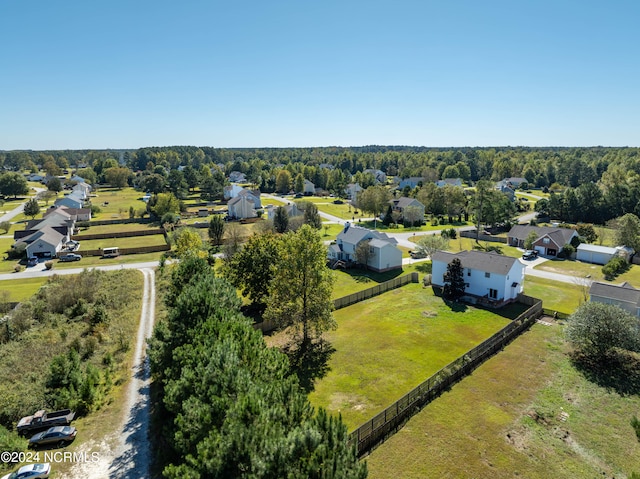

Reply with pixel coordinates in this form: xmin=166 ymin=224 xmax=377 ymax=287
xmin=602 ymin=256 xmax=629 ymax=280
xmin=0 ymin=269 xmax=141 ymax=428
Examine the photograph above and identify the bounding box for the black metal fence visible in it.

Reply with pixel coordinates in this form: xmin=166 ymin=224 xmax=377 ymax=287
xmin=349 ymin=295 xmax=543 ymax=457
xmin=334 ymin=272 xmax=420 ymax=310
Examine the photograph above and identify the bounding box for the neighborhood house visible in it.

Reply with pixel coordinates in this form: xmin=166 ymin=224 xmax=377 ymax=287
xmin=431 ymin=250 xmax=525 ymax=306
xmin=507 ymin=225 xmax=578 ymax=257
xmin=589 ymin=281 xmax=640 ymax=316
xmin=327 ymin=222 xmax=402 ymax=272
xmin=13 ymin=205 xmax=90 ymax=259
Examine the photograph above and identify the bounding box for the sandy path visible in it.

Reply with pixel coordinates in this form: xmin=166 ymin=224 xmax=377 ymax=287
xmin=66 ymin=268 xmax=156 ymax=478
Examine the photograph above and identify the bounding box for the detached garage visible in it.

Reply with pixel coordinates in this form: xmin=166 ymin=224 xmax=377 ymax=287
xmin=576 ymin=244 xmax=632 ymax=265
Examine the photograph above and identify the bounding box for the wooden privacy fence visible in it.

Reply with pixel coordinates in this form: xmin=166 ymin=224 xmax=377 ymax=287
xmin=459 ymin=230 xmax=508 ymax=243
xmin=77 ymin=218 xmax=154 ymax=227
xmin=333 ymin=272 xmax=419 ymax=310
xmin=349 ymin=295 xmax=543 ymax=457
xmin=72 ymin=228 xmax=165 ymax=241
xmin=59 ymin=244 xmax=170 ymax=258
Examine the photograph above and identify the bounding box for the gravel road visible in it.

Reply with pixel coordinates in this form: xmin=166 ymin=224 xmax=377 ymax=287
xmin=66 ymin=268 xmax=156 ymax=479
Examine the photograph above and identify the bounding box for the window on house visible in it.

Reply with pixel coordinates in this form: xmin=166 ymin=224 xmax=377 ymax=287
xmin=485 ymin=272 xmax=490 ymax=278
xmin=467 ymin=270 xmax=471 ymax=276
xmin=369 ymin=246 xmax=374 ymax=254
xmin=489 ymin=288 xmax=498 ymax=299
xmin=543 ymin=238 xmax=550 ymax=244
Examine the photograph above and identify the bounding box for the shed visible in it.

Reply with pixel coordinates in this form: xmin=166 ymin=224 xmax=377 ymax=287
xmin=576 ymin=244 xmax=618 ymax=265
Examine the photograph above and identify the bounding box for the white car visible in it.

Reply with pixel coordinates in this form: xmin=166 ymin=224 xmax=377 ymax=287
xmin=0 ymin=463 xmax=51 ymax=479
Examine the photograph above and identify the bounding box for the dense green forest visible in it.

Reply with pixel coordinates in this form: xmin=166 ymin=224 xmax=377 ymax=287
xmin=2 ymin=146 xmax=640 ymax=224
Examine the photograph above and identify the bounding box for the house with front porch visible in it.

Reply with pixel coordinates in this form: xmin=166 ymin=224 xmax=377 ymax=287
xmin=431 ymin=250 xmax=525 ymax=305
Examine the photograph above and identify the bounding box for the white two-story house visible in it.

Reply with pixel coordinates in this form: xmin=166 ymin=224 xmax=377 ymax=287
xmin=431 ymin=250 xmax=525 ymax=305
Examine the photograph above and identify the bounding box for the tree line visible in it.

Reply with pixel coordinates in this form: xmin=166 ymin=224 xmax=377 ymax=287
xmin=148 ymin=250 xmax=365 ymax=478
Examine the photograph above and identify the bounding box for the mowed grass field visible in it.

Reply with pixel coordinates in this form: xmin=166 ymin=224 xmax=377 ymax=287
xmin=523 ymin=276 xmax=583 ymax=316
xmin=77 ymin=234 xmax=167 ymax=250
xmin=365 ymin=321 xmax=640 ymax=479
xmin=91 ymin=187 xmax=148 ymax=218
xmin=307 ymin=283 xmax=518 ymax=429
xmin=0 ymin=277 xmax=49 ymax=302
xmin=536 ymin=258 xmax=640 ymax=286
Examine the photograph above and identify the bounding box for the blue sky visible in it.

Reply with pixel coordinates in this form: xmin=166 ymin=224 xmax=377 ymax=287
xmin=1 ymin=1 xmax=638 ymax=149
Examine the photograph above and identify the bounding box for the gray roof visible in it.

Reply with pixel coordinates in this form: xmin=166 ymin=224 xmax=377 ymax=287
xmin=431 ymin=250 xmax=519 ymax=275
xmin=577 ymin=244 xmax=617 ymax=254
xmin=21 ymin=225 xmax=65 ymax=247
xmin=508 ymin=225 xmax=575 ymax=244
xmin=391 ymin=197 xmax=424 ymax=209
xmin=590 ymin=281 xmax=640 ymax=305
xmin=337 ymin=224 xmax=398 ymax=246
xmin=543 ymin=229 xmax=575 ymax=248
xmin=369 ymin=238 xmax=392 ymax=249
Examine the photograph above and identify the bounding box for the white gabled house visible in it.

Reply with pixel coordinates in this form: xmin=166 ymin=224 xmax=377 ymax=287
xmin=227 ymin=195 xmax=256 ymax=219
xmin=431 ymin=250 xmax=525 ymax=305
xmin=327 ymin=222 xmax=402 ymax=272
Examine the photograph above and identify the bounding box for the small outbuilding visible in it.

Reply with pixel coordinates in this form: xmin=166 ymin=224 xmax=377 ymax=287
xmin=576 ymin=244 xmax=633 ymax=265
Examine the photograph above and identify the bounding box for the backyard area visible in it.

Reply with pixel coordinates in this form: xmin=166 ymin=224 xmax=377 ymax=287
xmin=302 ymin=283 xmax=526 ymax=429
xmin=365 ymin=320 xmax=640 ymax=479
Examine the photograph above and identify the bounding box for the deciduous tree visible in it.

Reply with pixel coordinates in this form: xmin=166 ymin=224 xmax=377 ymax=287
xmin=611 ymin=213 xmax=640 ymax=252
xmin=223 ymin=232 xmax=280 ymax=308
xmin=0 ymin=172 xmax=29 ymax=198
xmin=276 ymin=170 xmax=292 ymax=194
xmin=415 ymin=234 xmax=449 ymax=259
xmin=103 ymin=167 xmax=131 ymax=189
xmin=265 ymin=225 xmax=335 ymax=345
xmin=23 ymin=198 xmax=40 ymax=219
xmin=566 ymin=302 xmax=640 ymax=359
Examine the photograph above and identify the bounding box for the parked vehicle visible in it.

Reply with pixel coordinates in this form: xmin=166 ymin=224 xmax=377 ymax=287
xmin=16 ymin=409 xmax=76 ymax=435
xmin=101 ymin=246 xmax=119 ymax=258
xmin=58 ymin=253 xmax=82 ymax=262
xmin=29 ymin=426 xmax=77 ymax=448
xmin=522 ymin=250 xmax=538 ymax=260
xmin=27 ymin=256 xmax=38 ymax=267
xmin=0 ymin=463 xmax=50 ymax=479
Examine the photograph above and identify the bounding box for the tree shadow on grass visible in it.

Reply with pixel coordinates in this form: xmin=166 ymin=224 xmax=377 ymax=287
xmin=570 ymin=350 xmax=640 ymax=396
xmin=283 ymin=338 xmax=335 ymax=393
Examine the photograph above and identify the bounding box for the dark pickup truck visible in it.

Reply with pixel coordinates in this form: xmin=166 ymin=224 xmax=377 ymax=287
xmin=16 ymin=409 xmax=76 ymax=435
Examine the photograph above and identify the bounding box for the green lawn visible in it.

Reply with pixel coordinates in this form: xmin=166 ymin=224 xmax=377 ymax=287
xmin=75 ymin=222 xmax=161 ymax=235
xmin=0 ymin=277 xmax=48 ymax=302
xmin=331 ymin=263 xmax=430 ymax=299
xmin=523 ymin=276 xmax=583 ymax=315
xmin=307 ymin=283 xmax=516 ymax=429
xmin=357 ymin=219 xmax=473 ymax=233
xmin=79 ymin=234 xmax=167 ymax=250
xmin=408 ymin=236 xmax=523 ymax=259
xmin=535 ymin=259 xmax=640 ymax=285
xmin=366 ymin=322 xmax=640 ymax=479
xmin=91 ymin=187 xmax=148 ymax=218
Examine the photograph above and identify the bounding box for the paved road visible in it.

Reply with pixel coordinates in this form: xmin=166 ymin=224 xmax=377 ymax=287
xmin=0 ymin=188 xmax=46 ymax=223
